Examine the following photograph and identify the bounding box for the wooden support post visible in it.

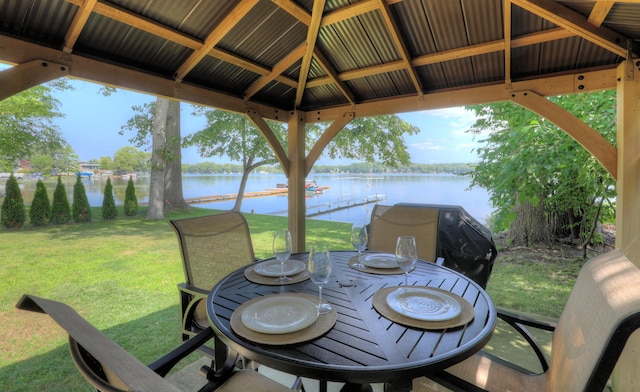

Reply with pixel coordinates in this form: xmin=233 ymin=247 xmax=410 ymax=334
xmin=288 ymin=111 xmax=306 ymax=252
xmin=613 ymin=59 xmax=640 ymax=391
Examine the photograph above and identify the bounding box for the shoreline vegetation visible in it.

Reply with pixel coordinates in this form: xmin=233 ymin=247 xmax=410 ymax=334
xmin=1 ymin=206 xmax=611 ymax=391
xmin=180 ymin=162 xmax=476 ymax=175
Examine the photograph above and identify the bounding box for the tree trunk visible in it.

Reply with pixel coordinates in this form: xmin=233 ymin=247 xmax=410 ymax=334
xmin=163 ymin=100 xmax=189 ymax=211
xmin=508 ymin=196 xmax=550 ymax=247
xmin=231 ymin=165 xmax=251 ymax=212
xmin=147 ymin=97 xmax=169 ymax=220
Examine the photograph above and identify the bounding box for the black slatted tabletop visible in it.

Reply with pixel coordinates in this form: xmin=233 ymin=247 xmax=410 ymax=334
xmin=207 ymin=251 xmax=496 ymax=391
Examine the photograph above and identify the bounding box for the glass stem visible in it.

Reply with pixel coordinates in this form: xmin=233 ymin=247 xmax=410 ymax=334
xmin=281 ymin=260 xmax=285 ymax=279
xmin=318 ymin=286 xmax=323 ymax=306
xmin=404 ymin=272 xmax=408 ymax=287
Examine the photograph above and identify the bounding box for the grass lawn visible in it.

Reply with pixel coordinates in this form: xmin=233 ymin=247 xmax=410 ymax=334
xmin=0 ymin=206 xmax=579 ymax=391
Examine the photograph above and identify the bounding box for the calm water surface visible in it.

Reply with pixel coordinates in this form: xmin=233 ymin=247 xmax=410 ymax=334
xmin=10 ymin=173 xmax=494 ymax=225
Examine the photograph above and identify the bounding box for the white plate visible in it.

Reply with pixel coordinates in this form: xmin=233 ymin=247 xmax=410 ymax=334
xmin=254 ymin=259 xmax=306 ymax=277
xmin=362 ymin=253 xmax=398 ymax=269
xmin=241 ymin=296 xmax=319 ymax=334
xmin=386 ymin=287 xmax=462 ymax=321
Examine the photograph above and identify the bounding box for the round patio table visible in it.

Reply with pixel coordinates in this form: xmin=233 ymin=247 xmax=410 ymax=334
xmin=207 ymin=251 xmax=496 ymax=392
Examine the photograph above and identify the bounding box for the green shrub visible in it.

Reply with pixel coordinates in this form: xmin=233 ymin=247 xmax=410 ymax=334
xmin=124 ymin=177 xmax=138 ymax=216
xmin=102 ymin=177 xmax=117 ymax=219
xmin=30 ymin=179 xmax=51 ymax=226
xmin=1 ymin=174 xmax=25 ymax=228
xmin=72 ymin=174 xmax=92 ymax=222
xmin=51 ymin=176 xmax=71 ymax=224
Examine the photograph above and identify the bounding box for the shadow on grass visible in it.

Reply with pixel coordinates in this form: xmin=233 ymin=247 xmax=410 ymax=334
xmin=2 ymin=305 xmax=194 ymax=392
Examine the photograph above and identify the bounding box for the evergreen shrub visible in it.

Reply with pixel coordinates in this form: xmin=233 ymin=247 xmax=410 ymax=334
xmin=72 ymin=174 xmax=91 ymax=222
xmin=30 ymin=179 xmax=51 ymax=226
xmin=102 ymin=178 xmax=117 ymax=219
xmin=51 ymin=176 xmax=71 ymax=224
xmin=124 ymin=177 xmax=138 ymax=216
xmin=1 ymin=174 xmax=25 ymax=228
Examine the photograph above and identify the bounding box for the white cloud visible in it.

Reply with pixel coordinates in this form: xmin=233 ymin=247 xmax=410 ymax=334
xmin=410 ymin=140 xmax=446 ymax=151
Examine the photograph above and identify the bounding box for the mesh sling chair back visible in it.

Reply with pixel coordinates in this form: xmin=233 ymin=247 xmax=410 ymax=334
xmin=170 ymin=212 xmax=256 ymax=343
xmin=16 ymin=294 xmax=293 ymax=392
xmin=368 ymin=204 xmax=443 ymax=264
xmin=415 ymin=249 xmax=640 ymax=392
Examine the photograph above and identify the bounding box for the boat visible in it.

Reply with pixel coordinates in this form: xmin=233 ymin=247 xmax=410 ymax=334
xmin=305 ymin=180 xmax=320 ymax=192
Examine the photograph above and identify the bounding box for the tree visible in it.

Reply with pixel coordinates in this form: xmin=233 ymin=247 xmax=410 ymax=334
xmin=0 ymin=82 xmax=70 ymax=170
xmin=1 ymin=174 xmax=25 ymax=228
xmin=147 ymin=98 xmax=169 ymax=219
xmin=120 ymin=98 xmax=188 ymax=218
xmin=163 ymin=100 xmax=189 ymax=211
xmin=112 ymin=146 xmax=149 ymax=174
xmin=30 ymin=179 xmax=51 ymax=226
xmin=29 ymin=154 xmax=54 ymax=175
xmin=98 ymin=156 xmax=113 ymax=171
xmin=51 ymin=176 xmax=71 ymax=225
xmin=52 ymin=144 xmax=79 ymax=174
xmin=102 ymin=178 xmax=117 ymax=219
xmin=72 ymin=174 xmax=91 ymax=222
xmin=466 ymin=90 xmax=616 ymax=248
xmin=320 ymin=115 xmax=419 ymax=168
xmin=124 ymin=177 xmax=138 ymax=216
xmin=185 ymin=109 xmax=285 ymax=211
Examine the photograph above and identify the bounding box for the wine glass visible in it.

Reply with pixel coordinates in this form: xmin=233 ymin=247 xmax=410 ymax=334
xmin=350 ymin=223 xmax=368 ymax=269
xmin=395 ymin=236 xmax=417 ymax=288
xmin=272 ymin=230 xmax=292 ymax=282
xmin=308 ymin=245 xmax=333 ymax=314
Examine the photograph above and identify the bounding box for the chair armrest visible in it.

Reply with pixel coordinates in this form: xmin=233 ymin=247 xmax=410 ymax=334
xmin=178 ymin=282 xmax=210 ymax=297
xmin=497 ymin=307 xmax=557 ymax=331
xmin=178 ymin=283 xmax=212 ymax=340
xmin=496 ymin=307 xmax=557 ymax=372
xmin=149 ymin=327 xmax=215 ymax=377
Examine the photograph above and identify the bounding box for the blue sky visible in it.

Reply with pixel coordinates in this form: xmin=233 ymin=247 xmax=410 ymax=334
xmin=5 ymin=64 xmax=483 ymax=165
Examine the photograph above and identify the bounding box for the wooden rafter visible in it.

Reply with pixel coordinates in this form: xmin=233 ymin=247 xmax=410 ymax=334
xmin=65 ymin=0 xmax=201 ymax=50
xmin=63 ymin=0 xmax=97 ymax=53
xmin=588 ymin=1 xmax=615 ymax=27
xmin=270 ymin=0 xmax=311 ymax=25
xmin=244 ymin=43 xmax=306 ymax=99
xmin=321 ymin=0 xmax=380 ymax=27
xmin=511 ymin=0 xmax=628 ymax=57
xmin=174 ymin=0 xmax=259 ymax=82
xmin=504 ymin=0 xmax=513 ymax=87
xmin=378 ymin=0 xmax=423 ymax=97
xmin=295 ymin=0 xmax=325 ymax=107
xmin=209 ymin=47 xmax=298 ymax=89
xmin=312 ymin=49 xmax=357 ymax=105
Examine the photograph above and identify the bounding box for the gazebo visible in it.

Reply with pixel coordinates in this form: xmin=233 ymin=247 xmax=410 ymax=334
xmin=1 ymin=0 xmax=639 ymax=388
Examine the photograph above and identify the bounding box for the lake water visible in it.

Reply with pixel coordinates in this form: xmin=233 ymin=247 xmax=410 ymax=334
xmin=11 ymin=173 xmax=494 ymax=225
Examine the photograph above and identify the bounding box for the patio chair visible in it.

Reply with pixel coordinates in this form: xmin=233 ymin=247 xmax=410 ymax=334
xmin=414 ymin=249 xmax=640 ymax=392
xmin=368 ymin=204 xmax=443 ymax=264
xmin=15 ymin=294 xmax=295 ymax=392
xmin=170 ymin=212 xmax=257 ymax=344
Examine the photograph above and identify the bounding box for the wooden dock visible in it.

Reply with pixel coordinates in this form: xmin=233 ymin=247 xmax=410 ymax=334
xmin=184 ymin=188 xmax=288 ymax=204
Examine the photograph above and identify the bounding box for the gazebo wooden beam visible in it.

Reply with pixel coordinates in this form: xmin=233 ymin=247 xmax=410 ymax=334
xmin=509 ymin=90 xmax=617 ymax=179
xmin=0 ymin=60 xmax=69 ymax=101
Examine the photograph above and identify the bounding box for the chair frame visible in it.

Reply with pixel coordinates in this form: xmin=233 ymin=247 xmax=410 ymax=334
xmin=16 ymin=294 xmax=231 ymax=392
xmin=423 ymin=250 xmax=640 ymax=392
xmin=368 ymin=204 xmax=444 ymax=265
xmin=170 ymin=212 xmax=257 ymax=343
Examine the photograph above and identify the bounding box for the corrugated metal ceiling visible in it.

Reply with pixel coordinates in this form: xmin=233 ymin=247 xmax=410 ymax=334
xmin=0 ymin=0 xmax=638 ymax=113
